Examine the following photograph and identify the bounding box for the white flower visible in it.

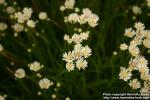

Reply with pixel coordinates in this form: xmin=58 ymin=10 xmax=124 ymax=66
xmin=23 ymin=7 xmax=33 ymax=20
xmin=39 ymin=78 xmax=51 ymax=89
xmin=87 ymin=14 xmax=99 ymax=27
xmin=119 ymin=67 xmax=132 ymax=81
xmin=136 ymin=56 xmax=148 ymax=69
xmin=129 ymin=79 xmax=141 ymax=89
xmin=0 ymin=0 xmax=5 ymax=4
xmin=140 ymin=73 xmax=150 ymax=81
xmin=81 ymin=45 xmax=92 ymax=58
xmin=66 ymin=62 xmax=75 ymax=72
xmin=132 ymin=6 xmax=142 ymax=15
xmin=67 ymin=13 xmax=79 ymax=23
xmin=133 ymin=36 xmax=143 ymax=45
xmin=139 ymin=66 xmax=149 ymax=76
xmin=15 ymin=68 xmax=26 ymax=78
xmin=0 ymin=95 xmax=5 ymax=100
xmin=134 ymin=22 xmax=145 ymax=31
xmin=27 ymin=20 xmax=36 ymax=28
xmin=0 ymin=22 xmax=8 ymax=31
xmin=146 ymin=0 xmax=150 ymax=8
xmin=39 ymin=12 xmax=48 ymax=20
xmin=76 ymin=58 xmax=88 ymax=70
xmin=80 ymin=31 xmax=89 ymax=40
xmin=12 ymin=23 xmax=24 ymax=32
xmin=141 ymin=88 xmax=150 ymax=97
xmin=0 ymin=44 xmax=4 ymax=52
xmin=28 ymin=61 xmax=44 ymax=72
xmin=128 ymin=41 xmax=140 ymax=57
xmin=74 ymin=44 xmax=82 ymax=50
xmin=15 ymin=12 xmax=26 ymax=23
xmin=72 ymin=33 xmax=82 ymax=44
xmin=144 ymin=30 xmax=150 ymax=39
xmin=63 ymin=51 xmax=74 ymax=62
xmin=60 ymin=5 xmax=65 ymax=11
xmin=120 ymin=43 xmax=128 ymax=50
xmin=64 ymin=0 xmax=75 ymax=9
xmin=129 ymin=58 xmax=138 ymax=71
xmin=82 ymin=8 xmax=92 ymax=15
xmin=73 ymin=45 xmax=82 ymax=59
xmin=124 ymin=28 xmax=135 ymax=38
xmin=78 ymin=8 xmax=92 ymax=24
xmin=6 ymin=6 xmax=15 ymax=14
xmin=143 ymin=38 xmax=150 ymax=48
xmin=64 ymin=34 xmax=72 ymax=43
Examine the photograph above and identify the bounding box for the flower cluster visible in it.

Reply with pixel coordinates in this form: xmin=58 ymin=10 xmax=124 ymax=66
xmin=62 ymin=0 xmax=99 ymax=72
xmin=119 ymin=22 xmax=150 ymax=95
xmin=64 ymin=8 xmax=99 ymax=28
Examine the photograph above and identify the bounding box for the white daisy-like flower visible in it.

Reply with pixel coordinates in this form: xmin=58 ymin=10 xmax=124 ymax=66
xmin=15 ymin=12 xmax=26 ymax=23
xmin=136 ymin=56 xmax=148 ymax=69
xmin=28 ymin=61 xmax=44 ymax=72
xmin=128 ymin=46 xmax=140 ymax=57
xmin=39 ymin=12 xmax=48 ymax=20
xmin=63 ymin=51 xmax=74 ymax=62
xmin=146 ymin=0 xmax=150 ymax=8
xmin=39 ymin=78 xmax=51 ymax=89
xmin=128 ymin=57 xmax=138 ymax=70
xmin=15 ymin=68 xmax=26 ymax=79
xmin=132 ymin=6 xmax=142 ymax=15
xmin=23 ymin=7 xmax=33 ymax=20
xmin=64 ymin=34 xmax=72 ymax=44
xmin=76 ymin=58 xmax=88 ymax=70
xmin=67 ymin=13 xmax=79 ymax=23
xmin=119 ymin=67 xmax=132 ymax=81
xmin=0 ymin=22 xmax=8 ymax=31
xmin=82 ymin=8 xmax=92 ymax=15
xmin=80 ymin=31 xmax=89 ymax=40
xmin=143 ymin=38 xmax=150 ymax=48
xmin=12 ymin=23 xmax=24 ymax=32
xmin=134 ymin=22 xmax=145 ymax=31
xmin=66 ymin=62 xmax=75 ymax=72
xmin=129 ymin=79 xmax=141 ymax=89
xmin=87 ymin=14 xmax=99 ymax=27
xmin=124 ymin=28 xmax=135 ymax=38
xmin=27 ymin=20 xmax=36 ymax=28
xmin=6 ymin=6 xmax=15 ymax=14
xmin=120 ymin=43 xmax=128 ymax=50
xmin=141 ymin=88 xmax=150 ymax=97
xmin=81 ymin=45 xmax=92 ymax=58
xmin=64 ymin=0 xmax=75 ymax=9
xmin=72 ymin=33 xmax=82 ymax=44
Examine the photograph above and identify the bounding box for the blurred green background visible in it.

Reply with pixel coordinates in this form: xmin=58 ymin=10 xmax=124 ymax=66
xmin=0 ymin=0 xmax=150 ymax=100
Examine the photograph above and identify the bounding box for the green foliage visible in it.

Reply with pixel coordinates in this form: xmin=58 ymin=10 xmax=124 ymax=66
xmin=0 ymin=0 xmax=149 ymax=100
